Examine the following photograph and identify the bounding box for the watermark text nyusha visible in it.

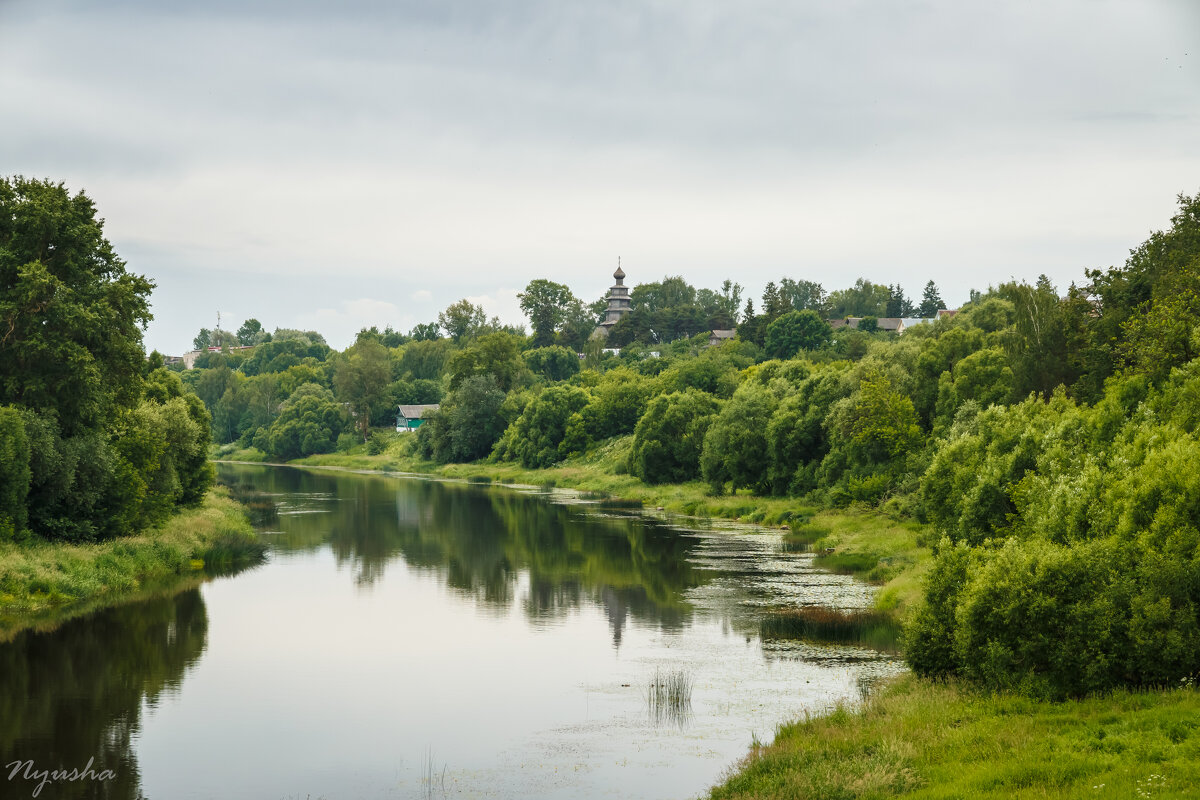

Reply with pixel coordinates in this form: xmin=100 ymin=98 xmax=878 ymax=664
xmin=6 ymin=758 xmax=116 ymax=798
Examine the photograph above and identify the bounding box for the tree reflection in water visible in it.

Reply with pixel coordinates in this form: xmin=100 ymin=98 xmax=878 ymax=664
xmin=219 ymin=465 xmax=714 ymax=646
xmin=0 ymin=588 xmax=208 ymax=800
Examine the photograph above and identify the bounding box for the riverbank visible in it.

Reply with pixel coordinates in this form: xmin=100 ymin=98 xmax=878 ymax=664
xmin=0 ymin=488 xmax=264 ymax=639
xmin=223 ymin=434 xmax=932 ymax=618
xmin=263 ymin=444 xmax=1200 ymax=799
xmin=710 ymin=673 xmax=1200 ymax=799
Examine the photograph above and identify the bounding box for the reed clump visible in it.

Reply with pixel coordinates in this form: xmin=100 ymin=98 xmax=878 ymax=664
xmin=760 ymin=606 xmax=901 ymax=651
xmin=648 ymin=667 xmax=694 ymax=726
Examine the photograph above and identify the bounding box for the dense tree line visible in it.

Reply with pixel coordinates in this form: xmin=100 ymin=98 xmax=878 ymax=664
xmin=0 ymin=177 xmax=212 ymax=543
xmin=184 ymin=187 xmax=1200 ymax=697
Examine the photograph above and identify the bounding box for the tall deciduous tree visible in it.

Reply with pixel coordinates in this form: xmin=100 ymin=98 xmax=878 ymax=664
xmin=764 ymin=310 xmax=831 ymax=358
xmin=827 ymin=278 xmax=890 ymax=318
xmin=334 ymin=339 xmax=391 ymax=441
xmin=237 ymin=318 xmax=265 ymax=345
xmin=0 ymin=177 xmax=153 ymax=435
xmin=518 ymin=279 xmax=577 ymax=347
xmin=779 ymin=278 xmax=825 ymax=313
xmin=438 ymin=299 xmax=487 ymax=342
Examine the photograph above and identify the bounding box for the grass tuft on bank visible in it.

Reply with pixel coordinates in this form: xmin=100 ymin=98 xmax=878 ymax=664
xmin=711 ymin=675 xmax=1200 ymax=800
xmin=0 ymin=488 xmax=264 ymax=633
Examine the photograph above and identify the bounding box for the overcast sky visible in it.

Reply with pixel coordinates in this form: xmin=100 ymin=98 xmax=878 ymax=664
xmin=3 ymin=0 xmax=1198 ymax=353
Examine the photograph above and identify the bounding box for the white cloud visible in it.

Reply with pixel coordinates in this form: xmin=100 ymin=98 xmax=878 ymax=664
xmin=295 ymin=298 xmax=410 ymax=349
xmin=463 ymin=288 xmax=526 ymax=330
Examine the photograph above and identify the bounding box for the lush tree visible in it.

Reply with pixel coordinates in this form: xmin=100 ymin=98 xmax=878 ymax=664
xmin=0 ymin=177 xmax=153 ymax=435
xmin=446 ymin=332 xmax=526 ymax=392
xmin=255 ymin=385 xmax=347 ymax=460
xmin=0 ymin=178 xmax=216 ymax=542
xmin=1068 ymin=191 xmax=1200 ymax=399
xmin=236 ymin=318 xmax=266 ymax=346
xmin=192 ymin=328 xmax=211 ymax=350
xmin=827 ymin=279 xmax=890 ymax=318
xmin=416 ymin=375 xmax=507 ymax=463
xmin=558 ymin=367 xmax=659 ymax=454
xmin=765 ymin=369 xmax=848 ymax=495
xmin=631 ymin=276 xmax=696 ymax=312
xmin=1001 ymin=276 xmax=1073 ymax=398
xmin=701 ymin=381 xmax=782 ymax=494
xmin=0 ymin=406 xmax=30 ymax=539
xmin=438 ymin=299 xmax=487 ymax=342
xmin=525 ymin=346 xmax=581 ymax=382
xmin=630 ymin=390 xmax=720 ymax=483
xmin=495 ymin=385 xmax=591 ymax=468
xmin=819 ymin=371 xmax=922 ymax=501
xmin=334 ymin=339 xmax=392 ymax=442
xmin=409 ymin=322 xmax=441 ymax=341
xmin=557 ymin=299 xmax=599 ymax=351
xmin=932 ymin=347 xmax=1014 ymax=433
xmin=779 ymin=278 xmax=826 ymax=313
xmin=761 ymin=281 xmax=790 ymax=319
xmin=519 ymin=279 xmax=578 ymax=347
xmin=271 ymin=328 xmax=328 ymax=347
xmin=697 ymin=280 xmax=743 ymax=324
xmin=918 ymin=280 xmax=945 ymax=317
xmin=399 ymin=338 xmax=452 ymax=381
xmin=764 ymin=310 xmax=831 ymax=358
xmin=886 ymin=284 xmax=915 ymax=317
xmin=239 ymin=338 xmax=331 ymax=376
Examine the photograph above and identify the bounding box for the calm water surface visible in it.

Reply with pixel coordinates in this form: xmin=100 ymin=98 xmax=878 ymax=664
xmin=1 ymin=464 xmax=901 ymax=800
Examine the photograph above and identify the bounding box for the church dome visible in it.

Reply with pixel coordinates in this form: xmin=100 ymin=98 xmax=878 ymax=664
xmin=613 ymin=265 xmax=625 ymax=282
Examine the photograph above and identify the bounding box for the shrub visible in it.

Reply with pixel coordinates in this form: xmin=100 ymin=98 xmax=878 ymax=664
xmin=629 ymin=390 xmax=720 ymax=483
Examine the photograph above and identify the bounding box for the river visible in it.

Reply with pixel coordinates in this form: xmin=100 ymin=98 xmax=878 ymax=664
xmin=0 ymin=463 xmax=901 ymax=800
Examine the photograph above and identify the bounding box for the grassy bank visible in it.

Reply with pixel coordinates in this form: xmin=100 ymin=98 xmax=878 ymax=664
xmin=711 ymin=674 xmax=1200 ymax=799
xmin=0 ymin=488 xmax=264 ymax=638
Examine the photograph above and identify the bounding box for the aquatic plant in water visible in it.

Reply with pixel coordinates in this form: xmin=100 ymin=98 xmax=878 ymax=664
xmin=648 ymin=667 xmax=693 ymax=727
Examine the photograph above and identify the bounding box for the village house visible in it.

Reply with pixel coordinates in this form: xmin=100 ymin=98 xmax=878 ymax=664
xmin=708 ymin=329 xmax=737 ymax=347
xmin=396 ymin=404 xmax=440 ymax=433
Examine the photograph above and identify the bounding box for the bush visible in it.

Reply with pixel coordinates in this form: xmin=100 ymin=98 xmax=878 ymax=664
xmin=416 ymin=375 xmax=507 ymax=463
xmin=629 ymin=390 xmax=720 ymax=483
xmin=259 ymin=393 xmax=349 ymax=460
xmin=524 ymin=346 xmax=581 ymax=382
xmin=701 ymin=380 xmax=782 ymax=494
xmin=494 ymin=384 xmax=591 ymax=468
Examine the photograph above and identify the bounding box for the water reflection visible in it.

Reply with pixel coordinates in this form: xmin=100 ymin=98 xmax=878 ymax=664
xmin=218 ymin=465 xmax=710 ymax=646
xmin=0 ymin=589 xmax=207 ymax=799
xmin=0 ymin=465 xmax=901 ymax=800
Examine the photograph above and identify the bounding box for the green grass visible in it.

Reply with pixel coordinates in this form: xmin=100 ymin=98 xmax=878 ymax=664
xmin=711 ymin=675 xmax=1200 ymax=799
xmin=0 ymin=488 xmax=264 ymax=638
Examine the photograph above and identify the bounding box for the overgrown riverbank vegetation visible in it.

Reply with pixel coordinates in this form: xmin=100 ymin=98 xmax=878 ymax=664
xmin=711 ymin=675 xmax=1200 ymax=800
xmin=193 ymin=190 xmax=1200 ymax=703
xmin=0 ymin=488 xmax=262 ymax=637
xmin=0 ymin=177 xmax=260 ymax=627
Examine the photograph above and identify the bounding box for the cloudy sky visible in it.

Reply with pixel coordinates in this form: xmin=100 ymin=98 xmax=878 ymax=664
xmin=3 ymin=0 xmax=1198 ymax=353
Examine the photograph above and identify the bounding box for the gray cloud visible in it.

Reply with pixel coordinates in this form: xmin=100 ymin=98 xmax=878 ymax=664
xmin=2 ymin=0 xmax=1198 ymax=352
